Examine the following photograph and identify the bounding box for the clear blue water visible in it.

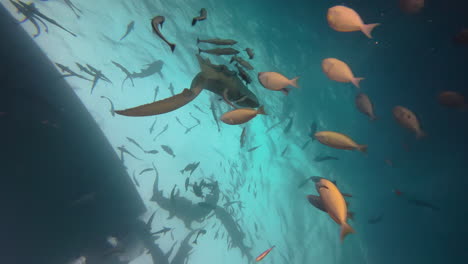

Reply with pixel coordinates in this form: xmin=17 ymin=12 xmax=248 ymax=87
xmin=3 ymin=0 xmax=468 ymax=263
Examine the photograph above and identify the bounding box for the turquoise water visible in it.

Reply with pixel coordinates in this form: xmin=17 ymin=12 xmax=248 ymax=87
xmin=3 ymin=0 xmax=468 ymax=263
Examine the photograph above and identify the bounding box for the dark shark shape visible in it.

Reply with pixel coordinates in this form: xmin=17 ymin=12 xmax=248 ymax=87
xmin=115 ymin=54 xmax=259 ymax=118
xmin=192 ymin=8 xmax=207 ymax=26
xmin=120 ymin=21 xmax=135 ymax=41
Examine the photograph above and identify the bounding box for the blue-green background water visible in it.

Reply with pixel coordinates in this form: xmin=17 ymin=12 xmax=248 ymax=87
xmin=2 ymin=0 xmax=468 ymax=263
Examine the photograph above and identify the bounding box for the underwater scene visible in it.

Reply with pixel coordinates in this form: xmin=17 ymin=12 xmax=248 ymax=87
xmin=1 ymin=0 xmax=468 ymax=263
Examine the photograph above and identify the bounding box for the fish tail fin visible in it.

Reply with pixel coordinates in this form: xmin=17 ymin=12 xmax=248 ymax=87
xmin=416 ymin=130 xmax=426 ymax=139
xmin=358 ymin=144 xmax=368 ymax=153
xmin=257 ymin=105 xmax=267 ymax=115
xmin=351 ymin=77 xmax=365 ymax=89
xmin=198 ymin=47 xmax=202 ymax=54
xmin=170 ymin=43 xmax=176 ymax=53
xmin=340 ymin=222 xmax=355 ymax=241
xmin=192 ymin=18 xmax=197 ymax=26
xmin=361 ymin=23 xmax=380 ymax=39
xmin=290 ymin=77 xmax=300 ymax=88
xmin=347 ymin=211 xmax=355 ymax=221
xmin=197 ymin=37 xmax=200 ymax=44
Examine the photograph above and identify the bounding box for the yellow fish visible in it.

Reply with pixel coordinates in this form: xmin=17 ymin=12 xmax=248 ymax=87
xmin=327 ymin=5 xmax=380 ymax=38
xmin=314 ymin=131 xmax=367 ymax=153
xmin=221 ymin=106 xmax=266 ymax=125
xmin=322 ymin=58 xmax=364 ymax=89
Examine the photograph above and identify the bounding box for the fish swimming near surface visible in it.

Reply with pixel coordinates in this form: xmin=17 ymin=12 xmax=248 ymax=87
xmin=180 ymin=162 xmax=200 ymax=175
xmin=152 ymin=227 xmax=172 ymax=236
xmin=185 ymin=177 xmax=190 ymax=191
xmin=132 ymin=171 xmax=140 ymax=187
xmin=283 ymin=116 xmax=294 ymax=134
xmin=62 ymin=0 xmax=82 ymax=19
xmin=308 ymin=177 xmax=355 ymax=241
xmin=111 ymin=61 xmax=135 ymax=89
xmin=438 ymin=91 xmax=467 ymax=110
xmin=327 ymin=5 xmax=380 ymax=38
xmin=198 ymin=47 xmax=240 ymax=56
xmin=244 ymin=48 xmax=254 ymax=59
xmin=185 ymin=124 xmax=199 ymax=134
xmin=322 ymin=58 xmax=363 ymax=89
xmin=194 ymin=104 xmax=207 ymax=114
xmin=131 ymin=60 xmax=164 ymax=79
xmin=151 ymin=16 xmax=176 ymax=52
xmin=221 ymin=106 xmax=266 ymax=125
xmin=281 ymin=146 xmax=289 ymax=157
xmin=399 ymin=0 xmax=424 ymax=14
xmin=248 ymin=145 xmax=261 ymax=152
xmin=117 ymin=145 xmax=142 ymax=160
xmin=314 ymin=155 xmax=339 ymax=162
xmin=161 ymin=145 xmax=176 ymax=158
xmin=139 ymin=168 xmax=154 ymax=175
xmin=256 ymin=246 xmax=275 ymax=262
xmin=230 ymin=56 xmax=254 ymax=70
xmin=154 ymin=124 xmax=169 ymax=140
xmin=392 ymin=106 xmax=426 ymax=139
xmin=175 ymin=117 xmax=189 ymax=130
xmin=126 ymin=137 xmax=145 ymax=152
xmin=55 ymin=63 xmax=92 ymax=81
xmin=149 ymin=117 xmax=157 ymax=134
xmin=235 ymin=63 xmax=252 ymax=84
xmin=168 ymin=83 xmax=175 ymax=96
xmin=210 ymin=100 xmax=221 ymax=132
xmin=407 ymin=198 xmax=440 ymax=211
xmin=315 ymin=131 xmax=367 ymax=153
xmin=100 ymin=96 xmax=115 ymax=117
xmin=197 ymin=38 xmax=237 ymax=45
xmin=192 ymin=8 xmax=207 ymax=26
xmin=355 ymin=93 xmax=376 ymax=120
xmin=189 ymin=112 xmax=201 ymax=125
xmin=240 ymin=127 xmax=247 ymax=148
xmin=76 ymin=63 xmax=111 ymax=94
xmin=258 ymin=72 xmax=299 ymax=95
xmin=120 ymin=21 xmax=135 ymax=41
xmin=153 ymin=86 xmax=160 ymax=101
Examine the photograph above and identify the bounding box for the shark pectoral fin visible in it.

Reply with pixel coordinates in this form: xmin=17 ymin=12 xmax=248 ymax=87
xmin=342 ymin=193 xmax=353 ymax=197
xmin=115 ymin=85 xmax=203 ymax=117
xmin=307 ymin=195 xmax=326 ymax=212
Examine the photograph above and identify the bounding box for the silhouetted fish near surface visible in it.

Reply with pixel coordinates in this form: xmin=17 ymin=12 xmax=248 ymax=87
xmin=197 ymin=38 xmax=237 ymax=45
xmin=161 ymin=145 xmax=176 ymax=158
xmin=185 ymin=178 xmax=190 ymax=191
xmin=210 ymin=100 xmax=221 ymax=132
xmin=198 ymin=47 xmax=239 ymax=56
xmin=131 ymin=60 xmax=164 ymax=79
xmin=120 ymin=21 xmax=135 ymax=41
xmin=126 ymin=137 xmax=145 ymax=152
xmin=180 ymin=162 xmax=200 ymax=175
xmin=55 ymin=63 xmax=91 ymax=81
xmin=189 ymin=112 xmax=201 ymax=125
xmin=145 ymin=150 xmax=159 ymax=154
xmin=194 ymin=104 xmax=207 ymax=114
xmin=244 ymin=48 xmax=254 ymax=59
xmin=153 ymin=86 xmax=160 ymax=101
xmin=154 ymin=124 xmax=169 ymax=140
xmin=314 ymin=155 xmax=339 ymax=162
xmin=407 ymin=198 xmax=440 ymax=211
xmin=256 ymin=246 xmax=275 ymax=262
xmin=132 ymin=171 xmax=140 ymax=187
xmin=230 ymin=56 xmax=254 ymax=70
xmin=185 ymin=124 xmax=199 ymax=134
xmin=248 ymin=145 xmax=261 ymax=152
xmin=139 ymin=168 xmax=154 ymax=175
xmin=117 ymin=146 xmax=142 ymax=160
xmin=176 ymin=117 xmax=189 ymax=129
xmin=281 ymin=146 xmax=289 ymax=157
xmin=111 ymin=61 xmax=134 ymax=89
xmin=284 ymin=116 xmax=294 ymax=134
xmin=151 ymin=16 xmax=176 ymax=52
xmin=234 ymin=63 xmax=252 ymax=85
xmin=192 ymin=229 xmax=207 ymax=244
xmin=149 ymin=117 xmax=157 ymax=134
xmin=62 ymin=0 xmax=82 ymax=19
xmin=192 ymin=8 xmax=207 ymax=26
xmin=240 ymin=127 xmax=247 ymax=148
xmin=100 ymin=96 xmax=115 ymax=117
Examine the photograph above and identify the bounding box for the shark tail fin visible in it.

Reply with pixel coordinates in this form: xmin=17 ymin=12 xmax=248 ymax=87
xmin=197 ymin=37 xmax=200 ymax=44
xmin=192 ymin=18 xmax=197 ymax=26
xmin=170 ymin=43 xmax=176 ymax=53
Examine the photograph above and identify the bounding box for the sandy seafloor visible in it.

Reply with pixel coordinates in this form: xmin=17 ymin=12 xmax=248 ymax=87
xmin=4 ymin=0 xmax=468 ymax=263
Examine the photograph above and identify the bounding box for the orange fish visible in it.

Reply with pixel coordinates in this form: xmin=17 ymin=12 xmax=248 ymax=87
xmin=256 ymin=245 xmax=275 ymax=262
